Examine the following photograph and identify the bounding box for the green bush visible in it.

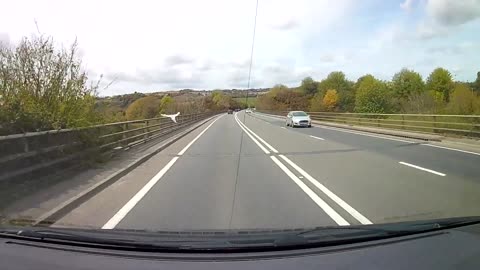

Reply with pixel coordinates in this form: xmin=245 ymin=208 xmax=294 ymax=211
xmin=125 ymin=96 xmax=161 ymax=120
xmin=0 ymin=35 xmax=100 ymax=135
xmin=354 ymin=75 xmax=393 ymax=114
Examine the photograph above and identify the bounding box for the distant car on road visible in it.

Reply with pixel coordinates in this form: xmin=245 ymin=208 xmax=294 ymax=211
xmin=227 ymin=109 xmax=233 ymax=114
xmin=246 ymin=108 xmax=252 ymax=113
xmin=286 ymin=111 xmax=311 ymax=128
xmin=234 ymin=108 xmax=240 ymax=112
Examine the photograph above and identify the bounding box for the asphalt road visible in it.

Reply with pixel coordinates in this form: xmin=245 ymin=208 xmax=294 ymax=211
xmin=55 ymin=111 xmax=480 ymax=231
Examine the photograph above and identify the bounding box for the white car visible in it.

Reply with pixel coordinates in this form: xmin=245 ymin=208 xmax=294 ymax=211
xmin=286 ymin=111 xmax=311 ymax=128
xmin=246 ymin=108 xmax=252 ymax=113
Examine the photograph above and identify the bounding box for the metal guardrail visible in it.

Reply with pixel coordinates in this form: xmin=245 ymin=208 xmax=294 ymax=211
xmin=257 ymin=110 xmax=480 ymax=137
xmin=0 ymin=112 xmax=217 ymax=181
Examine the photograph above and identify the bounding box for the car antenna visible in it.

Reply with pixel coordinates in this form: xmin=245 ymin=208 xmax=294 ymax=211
xmin=244 ymin=0 xmax=259 ymax=118
xmin=229 ymin=0 xmax=259 ymax=229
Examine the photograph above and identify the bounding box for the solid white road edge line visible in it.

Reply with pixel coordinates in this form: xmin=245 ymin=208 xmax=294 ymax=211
xmin=178 ymin=115 xmax=224 ymax=155
xmin=102 ymin=115 xmax=223 ymax=229
xmin=421 ymin=144 xmax=480 ymax=156
xmin=253 ymin=112 xmax=285 ymax=121
xmin=270 ymin=156 xmax=350 ymax=226
xmin=316 ymin=125 xmax=416 ymax=144
xmin=256 ymin=113 xmax=480 ymax=157
xmin=234 ymin=113 xmax=270 ymax=154
xmin=309 ymin=135 xmax=325 ymax=141
xmin=255 ymin=112 xmax=417 ymax=144
xmin=102 ymin=157 xmax=179 ymax=229
xmin=236 ymin=113 xmax=279 ymax=153
xmin=279 ymin=155 xmax=373 ymax=225
xmin=399 ymin=162 xmax=446 ymax=176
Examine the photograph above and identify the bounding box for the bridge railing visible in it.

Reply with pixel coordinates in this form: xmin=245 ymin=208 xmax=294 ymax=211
xmin=256 ymin=110 xmax=480 ymax=138
xmin=0 ymin=112 xmax=217 ymax=182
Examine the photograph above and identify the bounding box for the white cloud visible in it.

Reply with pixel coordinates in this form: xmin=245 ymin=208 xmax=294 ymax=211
xmin=416 ymin=22 xmax=450 ymax=39
xmin=0 ymin=0 xmax=357 ymax=94
xmin=320 ymin=54 xmax=336 ymax=63
xmin=416 ymin=0 xmax=480 ymax=38
xmin=426 ymin=0 xmax=480 ymax=26
xmin=270 ymin=19 xmax=300 ymax=31
xmin=260 ymin=63 xmax=311 ymax=85
xmin=0 ymin=33 xmax=10 ymax=44
xmin=164 ymin=55 xmax=195 ymax=66
xmin=400 ymin=0 xmax=415 ymax=11
xmin=1 ymin=0 xmax=479 ymax=94
xmin=427 ymin=41 xmax=478 ymax=55
xmin=367 ymin=22 xmax=410 ymax=51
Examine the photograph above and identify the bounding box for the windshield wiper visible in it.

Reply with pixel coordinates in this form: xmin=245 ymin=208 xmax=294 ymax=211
xmin=0 ymin=228 xmax=228 ymax=251
xmin=1 ymin=217 xmax=479 ymax=252
xmin=294 ymin=216 xmax=480 ymax=244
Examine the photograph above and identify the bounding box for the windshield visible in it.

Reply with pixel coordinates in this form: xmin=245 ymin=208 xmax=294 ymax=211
xmin=1 ymin=0 xmax=480 ymax=252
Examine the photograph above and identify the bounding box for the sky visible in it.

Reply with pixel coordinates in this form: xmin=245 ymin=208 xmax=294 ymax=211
xmin=1 ymin=0 xmax=480 ymax=96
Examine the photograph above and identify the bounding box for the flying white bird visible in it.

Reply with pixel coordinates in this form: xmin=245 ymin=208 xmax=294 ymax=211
xmin=161 ymin=112 xmax=180 ymax=123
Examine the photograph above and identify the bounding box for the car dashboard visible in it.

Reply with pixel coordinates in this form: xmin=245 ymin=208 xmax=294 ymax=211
xmin=1 ymin=223 xmax=480 ymax=270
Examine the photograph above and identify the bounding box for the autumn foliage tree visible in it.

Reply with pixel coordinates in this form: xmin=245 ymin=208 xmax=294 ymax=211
xmin=446 ymin=83 xmax=480 ymax=115
xmin=125 ymin=96 xmax=160 ymax=120
xmin=256 ymin=84 xmax=308 ymax=111
xmin=473 ymin=72 xmax=480 ymax=93
xmin=309 ymin=93 xmax=324 ymax=112
xmin=318 ymin=72 xmax=354 ymax=111
xmin=354 ymin=75 xmax=392 ymax=113
xmin=391 ymin=69 xmax=427 ymax=112
xmin=299 ymin=77 xmax=318 ymax=96
xmin=392 ymin=69 xmax=425 ymax=99
xmin=322 ymin=89 xmax=338 ymax=111
xmin=251 ymin=67 xmax=480 ymax=117
xmin=426 ymin=68 xmax=454 ymax=103
xmin=159 ymin=95 xmax=175 ymax=114
xmin=211 ymin=91 xmax=239 ymax=109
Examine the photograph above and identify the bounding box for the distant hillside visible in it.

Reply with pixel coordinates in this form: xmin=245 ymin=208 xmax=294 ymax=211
xmin=146 ymin=88 xmax=269 ymax=98
xmin=96 ymin=88 xmax=267 ymax=113
xmin=94 ymin=88 xmax=266 ymax=122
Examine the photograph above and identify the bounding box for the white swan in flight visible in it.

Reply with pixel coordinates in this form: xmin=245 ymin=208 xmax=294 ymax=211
xmin=161 ymin=112 xmax=180 ymax=123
